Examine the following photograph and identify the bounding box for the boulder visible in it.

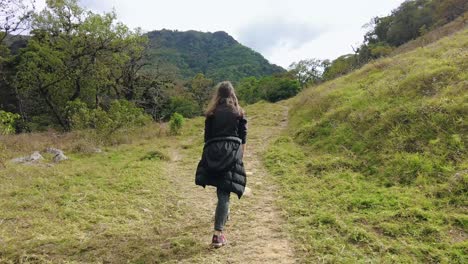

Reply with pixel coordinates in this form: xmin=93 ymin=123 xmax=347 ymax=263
xmin=11 ymin=151 xmax=43 ymax=163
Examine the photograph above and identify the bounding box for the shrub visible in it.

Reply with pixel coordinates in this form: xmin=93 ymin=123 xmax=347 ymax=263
xmin=66 ymin=100 xmax=93 ymax=130
xmin=0 ymin=110 xmax=20 ymax=135
xmin=66 ymin=99 xmax=152 ymax=143
xmin=167 ymin=96 xmax=200 ymax=118
xmin=97 ymin=100 xmax=152 ymax=134
xmin=169 ymin=112 xmax=184 ymax=135
xmin=237 ymin=75 xmax=300 ymax=104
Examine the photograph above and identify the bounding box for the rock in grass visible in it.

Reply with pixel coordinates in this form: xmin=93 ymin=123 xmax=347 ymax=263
xmin=46 ymin=148 xmax=68 ymax=162
xmin=243 ymin=186 xmax=252 ymax=197
xmin=11 ymin=151 xmax=43 ymax=163
xmin=29 ymin=151 xmax=44 ymax=162
xmin=92 ymin=148 xmax=103 ymax=153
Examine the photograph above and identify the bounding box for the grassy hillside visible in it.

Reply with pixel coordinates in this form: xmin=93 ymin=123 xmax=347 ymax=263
xmin=145 ymin=30 xmax=284 ymax=82
xmin=264 ymin=29 xmax=467 ymax=262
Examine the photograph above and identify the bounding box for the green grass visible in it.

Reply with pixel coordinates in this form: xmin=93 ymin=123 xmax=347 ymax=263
xmin=264 ymin=29 xmax=468 ymax=263
xmin=265 ymin=137 xmax=467 ymax=263
xmin=0 ymin=115 xmax=214 ymax=263
xmin=290 ymin=29 xmax=467 ymax=184
xmin=0 ymin=135 xmax=187 ymax=263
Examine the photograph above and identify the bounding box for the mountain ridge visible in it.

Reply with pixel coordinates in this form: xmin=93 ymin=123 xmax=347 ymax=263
xmin=144 ymin=29 xmax=285 ymax=82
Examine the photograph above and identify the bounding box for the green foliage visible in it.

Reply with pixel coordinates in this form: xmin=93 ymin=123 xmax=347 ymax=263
xmin=320 ymin=0 xmax=467 ymax=83
xmin=169 ymin=112 xmax=184 ymax=135
xmin=167 ymin=96 xmax=199 ymax=118
xmin=237 ymin=74 xmax=300 ymax=104
xmin=144 ymin=29 xmax=284 ymax=82
xmin=0 ymin=110 xmax=20 ymax=135
xmin=288 ymin=59 xmax=327 ymax=88
xmin=365 ymin=0 xmax=467 ymax=47
xmin=261 ymin=76 xmax=300 ymax=102
xmin=96 ymin=100 xmax=152 ymax=134
xmin=66 ymin=99 xmax=151 ymax=141
xmin=66 ymin=100 xmax=93 ymax=130
xmin=13 ymin=0 xmax=148 ymax=130
xmin=322 ymin=54 xmax=358 ymax=80
xmin=236 ymin=76 xmax=260 ymax=104
xmin=365 ymin=0 xmax=467 ymax=46
xmin=188 ymin=73 xmax=214 ymax=110
xmin=369 ymin=42 xmax=395 ymax=57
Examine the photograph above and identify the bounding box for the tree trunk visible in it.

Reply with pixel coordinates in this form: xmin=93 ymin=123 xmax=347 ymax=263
xmin=70 ymin=77 xmax=81 ymax=101
xmin=37 ymin=85 xmax=69 ymax=130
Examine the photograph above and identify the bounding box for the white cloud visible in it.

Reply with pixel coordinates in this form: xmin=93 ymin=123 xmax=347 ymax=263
xmin=238 ymin=19 xmax=323 ymax=55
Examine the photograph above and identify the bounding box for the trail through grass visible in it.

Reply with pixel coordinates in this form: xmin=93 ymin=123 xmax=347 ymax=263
xmin=0 ymin=102 xmax=296 ymax=263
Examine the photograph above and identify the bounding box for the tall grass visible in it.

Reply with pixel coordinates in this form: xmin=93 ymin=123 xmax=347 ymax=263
xmin=289 ymin=29 xmax=467 ymax=185
xmin=0 ymin=122 xmax=167 ymax=161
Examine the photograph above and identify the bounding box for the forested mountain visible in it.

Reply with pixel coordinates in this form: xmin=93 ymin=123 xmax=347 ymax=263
xmin=144 ymin=30 xmax=284 ymax=82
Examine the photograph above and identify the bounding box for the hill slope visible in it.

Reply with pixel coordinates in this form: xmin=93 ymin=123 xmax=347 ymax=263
xmin=144 ymin=30 xmax=284 ymax=82
xmin=264 ymin=29 xmax=467 ymax=262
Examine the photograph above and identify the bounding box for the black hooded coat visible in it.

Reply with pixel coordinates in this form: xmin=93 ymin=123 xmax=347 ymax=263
xmin=195 ymin=105 xmax=247 ymax=198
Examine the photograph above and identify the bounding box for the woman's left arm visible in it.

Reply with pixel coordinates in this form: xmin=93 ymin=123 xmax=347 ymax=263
xmin=238 ymin=116 xmax=247 ymax=158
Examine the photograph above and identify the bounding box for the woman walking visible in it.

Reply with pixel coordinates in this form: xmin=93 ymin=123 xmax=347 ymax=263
xmin=195 ymin=81 xmax=247 ymax=248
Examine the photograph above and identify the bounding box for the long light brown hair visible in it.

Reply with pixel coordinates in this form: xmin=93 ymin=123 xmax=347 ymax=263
xmin=205 ymin=81 xmax=244 ymax=117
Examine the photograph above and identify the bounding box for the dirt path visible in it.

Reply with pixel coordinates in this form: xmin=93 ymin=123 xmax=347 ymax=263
xmin=164 ymin=103 xmax=296 ymax=263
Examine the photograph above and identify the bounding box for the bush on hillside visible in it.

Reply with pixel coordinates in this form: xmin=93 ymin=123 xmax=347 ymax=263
xmin=167 ymin=96 xmax=200 ymax=118
xmin=66 ymin=100 xmax=94 ymax=130
xmin=0 ymin=110 xmax=20 ymax=135
xmin=237 ymin=75 xmax=301 ymax=104
xmin=66 ymin=99 xmax=152 ymax=142
xmin=169 ymin=112 xmax=184 ymax=135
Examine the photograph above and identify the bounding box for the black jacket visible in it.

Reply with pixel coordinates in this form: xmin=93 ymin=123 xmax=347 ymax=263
xmin=195 ymin=106 xmax=247 ymax=198
xmin=204 ymin=105 xmax=247 ymax=144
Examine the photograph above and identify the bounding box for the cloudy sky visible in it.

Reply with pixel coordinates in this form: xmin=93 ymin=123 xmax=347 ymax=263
xmin=36 ymin=0 xmax=405 ymax=68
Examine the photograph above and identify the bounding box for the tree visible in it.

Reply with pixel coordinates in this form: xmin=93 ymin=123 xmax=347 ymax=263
xmin=254 ymin=75 xmax=300 ymax=103
xmin=0 ymin=0 xmax=35 ymax=44
xmin=167 ymin=96 xmax=199 ymax=118
xmin=237 ymin=76 xmax=259 ymax=104
xmin=322 ymin=54 xmax=357 ymax=81
xmin=14 ymin=0 xmax=147 ymax=130
xmin=434 ymin=0 xmax=467 ymax=23
xmin=188 ymin=73 xmax=214 ymax=111
xmin=0 ymin=0 xmax=35 ymax=117
xmin=289 ymin=59 xmax=325 ymax=88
